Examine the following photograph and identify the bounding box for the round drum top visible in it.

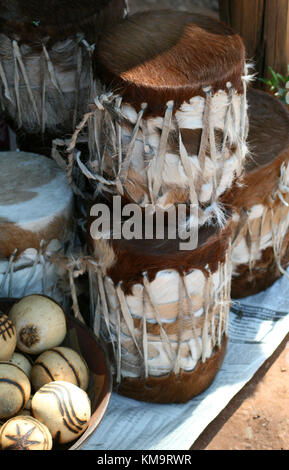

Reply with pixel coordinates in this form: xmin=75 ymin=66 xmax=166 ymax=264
xmin=0 ymin=151 xmax=73 ymax=228
xmin=0 ymin=0 xmax=126 ymax=43
xmin=94 ymin=10 xmax=245 ymax=115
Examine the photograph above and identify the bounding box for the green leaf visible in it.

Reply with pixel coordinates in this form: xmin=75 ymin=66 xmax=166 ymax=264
xmin=277 ymin=73 xmax=286 ymax=83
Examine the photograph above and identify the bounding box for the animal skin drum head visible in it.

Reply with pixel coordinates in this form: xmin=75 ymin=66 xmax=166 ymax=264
xmin=93 ymin=10 xmax=246 ymax=114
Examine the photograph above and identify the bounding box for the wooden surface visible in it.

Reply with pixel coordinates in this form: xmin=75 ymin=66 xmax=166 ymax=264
xmin=219 ymin=0 xmax=289 ymax=78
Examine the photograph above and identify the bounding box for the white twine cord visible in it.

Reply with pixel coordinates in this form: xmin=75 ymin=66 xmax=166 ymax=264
xmin=23 ymin=241 xmax=44 ymax=297
xmin=142 ymin=272 xmax=175 ymax=363
xmin=116 ymin=283 xmax=143 ymax=359
xmin=13 ymin=40 xmax=40 ymax=126
xmin=0 ymin=59 xmax=12 ymax=101
xmin=221 ymin=82 xmax=234 ymax=157
xmin=149 ymin=100 xmax=174 ymax=201
xmin=142 ymin=289 xmax=149 ymax=379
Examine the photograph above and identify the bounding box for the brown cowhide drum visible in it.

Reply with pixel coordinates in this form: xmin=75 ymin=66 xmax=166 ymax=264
xmin=68 ymin=10 xmax=250 ymax=231
xmin=222 ymin=89 xmax=289 ymax=298
xmin=87 ymin=201 xmax=232 ymax=403
xmin=0 ymin=151 xmax=74 ymax=301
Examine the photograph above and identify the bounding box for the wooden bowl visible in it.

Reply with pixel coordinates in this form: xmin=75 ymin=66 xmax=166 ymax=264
xmin=0 ymin=298 xmax=112 ymax=450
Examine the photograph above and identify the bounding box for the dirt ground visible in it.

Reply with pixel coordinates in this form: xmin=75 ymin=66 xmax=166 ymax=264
xmin=128 ymin=0 xmax=289 ymax=451
xmin=191 ymin=335 xmax=289 ymax=450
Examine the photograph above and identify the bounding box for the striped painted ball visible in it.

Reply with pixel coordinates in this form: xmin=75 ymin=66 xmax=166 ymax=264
xmin=31 ymin=381 xmax=91 ymax=444
xmin=0 ymin=313 xmax=16 ymax=361
xmin=31 ymin=347 xmax=89 ymax=392
xmin=0 ymin=363 xmax=31 ymax=419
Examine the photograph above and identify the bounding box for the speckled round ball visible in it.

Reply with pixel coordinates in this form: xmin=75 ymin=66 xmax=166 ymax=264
xmin=0 ymin=363 xmax=31 ymax=420
xmin=8 ymin=353 xmax=33 ymax=379
xmin=31 ymin=381 xmax=91 ymax=444
xmin=31 ymin=347 xmax=89 ymax=392
xmin=0 ymin=313 xmax=16 ymax=361
xmin=9 ymin=295 xmax=67 ymax=355
xmin=0 ymin=416 xmax=53 ymax=450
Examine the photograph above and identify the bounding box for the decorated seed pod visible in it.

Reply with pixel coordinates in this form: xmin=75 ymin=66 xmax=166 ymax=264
xmin=31 ymin=381 xmax=91 ymax=445
xmin=0 ymin=416 xmax=53 ymax=450
xmin=0 ymin=363 xmax=31 ymax=420
xmin=8 ymin=353 xmax=33 ymax=379
xmin=9 ymin=295 xmax=67 ymax=355
xmin=0 ymin=312 xmax=16 ymax=361
xmin=31 ymin=347 xmax=89 ymax=392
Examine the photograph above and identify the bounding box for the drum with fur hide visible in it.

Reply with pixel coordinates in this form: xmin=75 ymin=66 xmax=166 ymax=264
xmin=88 ymin=208 xmax=232 ymax=403
xmin=68 ymin=10 xmax=250 ymax=230
xmin=222 ymin=89 xmax=289 ymax=298
xmin=68 ymin=10 xmax=249 ymax=316
xmin=0 ymin=0 xmax=127 ymax=155
xmin=0 ymin=151 xmax=74 ymax=302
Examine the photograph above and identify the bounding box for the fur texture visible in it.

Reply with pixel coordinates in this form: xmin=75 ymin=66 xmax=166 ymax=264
xmin=108 ymin=223 xmax=231 ymax=293
xmin=88 ymin=193 xmax=232 ymax=294
xmin=222 ymin=89 xmax=289 ymax=211
xmin=231 ymin=231 xmax=289 ymax=298
xmin=93 ymin=10 xmax=245 ymax=116
xmin=115 ymin=337 xmax=227 ymax=403
xmin=0 ymin=151 xmax=74 ymax=258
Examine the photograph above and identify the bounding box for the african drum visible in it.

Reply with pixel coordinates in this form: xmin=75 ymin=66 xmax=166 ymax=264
xmin=88 ymin=208 xmax=232 ymax=403
xmin=0 ymin=151 xmax=74 ymax=300
xmin=0 ymin=0 xmax=127 ymax=155
xmin=222 ymin=89 xmax=289 ymax=298
xmin=69 ymin=10 xmax=250 ymax=229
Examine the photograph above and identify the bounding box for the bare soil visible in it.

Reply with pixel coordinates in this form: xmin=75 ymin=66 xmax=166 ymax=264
xmin=192 ymin=335 xmax=289 ymax=450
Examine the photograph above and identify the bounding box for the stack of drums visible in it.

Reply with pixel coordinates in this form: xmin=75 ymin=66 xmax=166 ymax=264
xmin=222 ymin=89 xmax=289 ymax=298
xmin=0 ymin=0 xmax=127 ymax=156
xmin=0 ymin=151 xmax=74 ymax=302
xmin=1 ymin=4 xmax=287 ymax=407
xmin=69 ymin=11 xmax=250 ymax=403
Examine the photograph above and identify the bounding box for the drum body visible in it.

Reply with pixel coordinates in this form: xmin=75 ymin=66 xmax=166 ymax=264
xmin=0 ymin=151 xmax=74 ymax=302
xmin=69 ymin=11 xmax=249 ymax=230
xmin=0 ymin=0 xmax=127 ymax=154
xmin=0 ymin=34 xmax=94 ymax=138
xmin=89 ymin=220 xmax=232 ymax=403
xmin=70 ymin=11 xmax=249 ymax=401
xmin=223 ymin=90 xmax=289 ymax=298
xmin=76 ymin=88 xmax=248 ymax=230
